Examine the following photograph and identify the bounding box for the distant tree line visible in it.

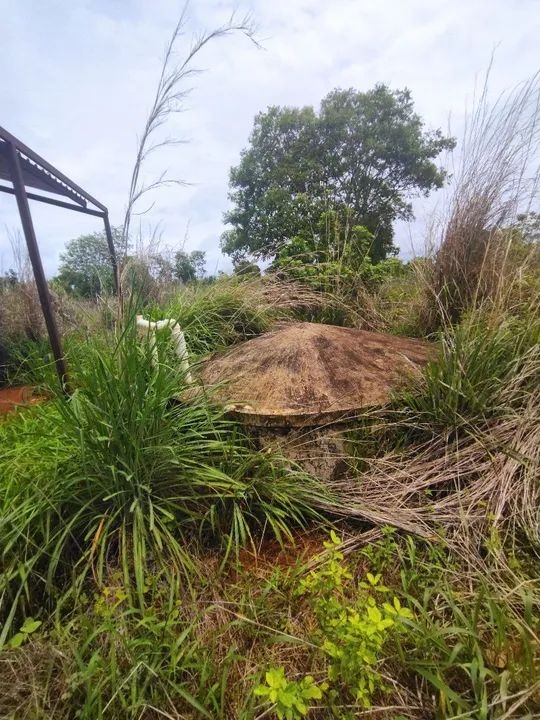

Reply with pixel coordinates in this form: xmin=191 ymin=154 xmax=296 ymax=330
xmin=3 ymin=209 xmax=538 ymax=299
xmin=51 ymin=228 xmax=208 ymax=298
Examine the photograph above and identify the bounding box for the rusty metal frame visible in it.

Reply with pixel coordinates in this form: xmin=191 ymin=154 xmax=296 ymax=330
xmin=0 ymin=125 xmax=119 ymax=393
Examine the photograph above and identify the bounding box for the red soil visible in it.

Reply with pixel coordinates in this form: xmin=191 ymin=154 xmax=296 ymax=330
xmin=0 ymin=386 xmax=46 ymax=417
xmin=232 ymin=529 xmax=328 ymax=581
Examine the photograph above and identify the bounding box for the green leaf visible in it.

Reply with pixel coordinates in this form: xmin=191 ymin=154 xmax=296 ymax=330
xmin=278 ymin=688 xmax=295 ymax=708
xmin=8 ymin=633 xmax=26 ymax=648
xmin=330 ymin=529 xmax=341 ymax=546
xmin=20 ymin=617 xmax=42 ymax=634
xmin=266 ymin=667 xmax=287 ymax=689
xmin=293 ymin=698 xmax=307 ymax=715
xmin=303 ymin=684 xmax=322 ymax=700
xmin=416 ymin=669 xmax=469 ymax=709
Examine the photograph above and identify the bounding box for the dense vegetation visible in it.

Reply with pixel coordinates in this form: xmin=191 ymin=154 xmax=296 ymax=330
xmin=1 ymin=22 xmax=539 ymax=719
xmin=1 ymin=218 xmax=539 ymax=718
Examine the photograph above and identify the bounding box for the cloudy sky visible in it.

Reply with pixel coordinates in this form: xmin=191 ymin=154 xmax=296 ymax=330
xmin=1 ymin=0 xmax=539 ymax=276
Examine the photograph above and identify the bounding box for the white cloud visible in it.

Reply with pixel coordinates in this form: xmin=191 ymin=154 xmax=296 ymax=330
xmin=1 ymin=0 xmax=539 ymax=275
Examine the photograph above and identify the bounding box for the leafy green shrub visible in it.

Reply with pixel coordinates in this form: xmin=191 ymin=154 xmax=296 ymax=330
xmin=299 ymin=532 xmax=412 ymax=709
xmin=255 ymin=532 xmax=413 ymax=717
xmin=271 ymin=213 xmax=405 ymax=305
xmin=275 ymin=255 xmax=405 ymax=294
xmin=267 ymin=214 xmax=405 ymax=331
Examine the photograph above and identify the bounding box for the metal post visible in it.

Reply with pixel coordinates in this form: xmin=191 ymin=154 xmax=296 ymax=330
xmin=102 ymin=211 xmax=119 ymax=295
xmin=7 ymin=141 xmax=70 ymax=394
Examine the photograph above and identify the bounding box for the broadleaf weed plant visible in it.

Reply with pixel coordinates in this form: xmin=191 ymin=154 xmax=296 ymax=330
xmin=254 ymin=531 xmax=413 ymax=717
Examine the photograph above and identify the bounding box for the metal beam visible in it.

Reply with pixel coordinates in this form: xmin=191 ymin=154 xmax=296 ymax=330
xmin=6 ymin=141 xmax=70 ymax=394
xmin=0 ymin=140 xmax=87 ymax=207
xmin=0 ymin=183 xmax=119 ymax=297
xmin=0 ymin=125 xmax=106 ymax=212
xmin=0 ymin=184 xmax=105 ymax=217
xmin=102 ymin=212 xmax=119 ymax=295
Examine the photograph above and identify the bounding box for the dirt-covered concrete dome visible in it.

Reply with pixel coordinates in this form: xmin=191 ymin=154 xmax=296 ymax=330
xmin=197 ymin=322 xmax=432 ymax=426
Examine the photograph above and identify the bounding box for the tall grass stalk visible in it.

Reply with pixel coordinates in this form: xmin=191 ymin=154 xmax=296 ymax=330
xmin=424 ymin=70 xmax=540 ymax=326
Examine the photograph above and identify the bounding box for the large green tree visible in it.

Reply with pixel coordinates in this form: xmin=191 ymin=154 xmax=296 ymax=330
xmin=222 ymin=85 xmax=455 ymax=263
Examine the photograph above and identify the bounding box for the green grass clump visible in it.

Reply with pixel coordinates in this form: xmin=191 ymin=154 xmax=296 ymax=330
xmin=152 ymin=277 xmax=282 ymax=356
xmin=148 ymin=275 xmax=362 ymax=357
xmin=0 ymin=313 xmax=327 ymax=644
xmin=396 ymin=309 xmax=540 ymax=432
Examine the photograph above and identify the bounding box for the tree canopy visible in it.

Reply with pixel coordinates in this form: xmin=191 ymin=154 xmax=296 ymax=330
xmin=56 ymin=228 xmax=125 ymax=297
xmin=222 ymin=85 xmax=455 ymax=263
xmin=174 ymin=250 xmax=206 ymax=283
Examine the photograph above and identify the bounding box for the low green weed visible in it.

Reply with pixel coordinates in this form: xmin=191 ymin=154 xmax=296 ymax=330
xmin=255 ymin=532 xmax=413 ymax=717
xmin=49 ymin=577 xmax=211 ymax=719
xmin=254 ymin=668 xmax=326 ymax=720
xmin=7 ymin=617 xmax=42 ymax=649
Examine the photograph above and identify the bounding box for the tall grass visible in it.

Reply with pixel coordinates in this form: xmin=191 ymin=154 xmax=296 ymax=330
xmin=424 ymin=71 xmax=540 ymax=327
xmin=397 ymin=308 xmax=540 ymax=432
xmin=0 ymin=311 xmax=327 ymax=643
xmin=152 ymin=275 xmax=333 ymax=356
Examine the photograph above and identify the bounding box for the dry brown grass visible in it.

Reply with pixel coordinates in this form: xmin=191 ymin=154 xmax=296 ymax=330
xmin=265 ymin=273 xmax=387 ymax=331
xmin=420 ymin=71 xmax=540 ymax=329
xmin=0 ymin=642 xmax=71 ymax=720
xmin=0 ymin=282 xmax=45 ymax=342
xmin=324 ymin=389 xmax=539 ymax=567
xmin=0 ymin=285 xmax=111 ymax=342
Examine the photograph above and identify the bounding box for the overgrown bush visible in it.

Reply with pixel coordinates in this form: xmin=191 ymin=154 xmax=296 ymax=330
xmin=150 ymin=275 xmax=335 ymax=356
